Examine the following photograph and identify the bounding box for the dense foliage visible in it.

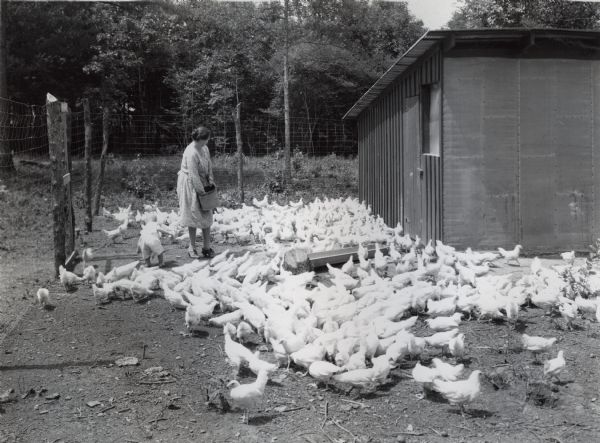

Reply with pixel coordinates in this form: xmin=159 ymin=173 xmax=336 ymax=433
xmin=6 ymin=0 xmax=425 ymax=124
xmin=448 ymin=0 xmax=600 ymax=30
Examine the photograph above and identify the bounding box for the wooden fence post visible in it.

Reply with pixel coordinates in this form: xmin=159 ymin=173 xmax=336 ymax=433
xmin=93 ymin=106 xmax=109 ymax=215
xmin=83 ymin=99 xmax=93 ymax=232
xmin=63 ymin=102 xmax=75 ymax=258
xmin=46 ymin=93 xmax=66 ymax=277
xmin=233 ymin=102 xmax=244 ymax=203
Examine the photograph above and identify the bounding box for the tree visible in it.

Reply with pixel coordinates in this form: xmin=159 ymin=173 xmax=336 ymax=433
xmin=3 ymin=0 xmax=426 ymax=157
xmin=164 ymin=1 xmax=279 ymax=139
xmin=270 ymin=0 xmax=424 ymax=123
xmin=0 ymin=0 xmax=14 ymax=174
xmin=7 ymin=2 xmax=100 ymax=105
xmin=448 ymin=0 xmax=600 ymax=30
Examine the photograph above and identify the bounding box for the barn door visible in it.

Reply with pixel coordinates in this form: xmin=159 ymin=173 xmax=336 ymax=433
xmin=421 ymin=83 xmax=442 ymax=244
xmin=402 ymin=95 xmax=422 ymax=239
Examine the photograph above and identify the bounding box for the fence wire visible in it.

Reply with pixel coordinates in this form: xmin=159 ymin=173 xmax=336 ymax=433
xmin=0 ymin=97 xmax=49 ymax=165
xmin=1 ymin=96 xmax=358 ymax=203
xmin=2 ymin=98 xmax=357 ymax=160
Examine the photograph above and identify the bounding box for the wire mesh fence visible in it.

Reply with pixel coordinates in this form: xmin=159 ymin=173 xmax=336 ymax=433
xmin=0 ymin=97 xmax=49 ymax=164
xmin=1 ymin=96 xmax=358 ymax=205
xmin=2 ymin=98 xmax=357 ymax=158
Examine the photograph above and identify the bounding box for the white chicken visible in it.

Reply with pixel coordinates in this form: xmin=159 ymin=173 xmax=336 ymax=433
xmin=522 ymin=334 xmax=557 ymax=361
xmin=432 ymin=370 xmax=482 ymax=416
xmin=560 ymin=251 xmax=575 ymax=266
xmin=332 ymin=364 xmax=380 ymax=392
xmin=455 ymin=263 xmax=476 ymax=286
xmin=424 ymin=328 xmax=459 ymax=348
xmin=290 ymin=342 xmax=326 ymax=369
xmin=102 ymin=223 xmax=126 ymax=243
xmin=341 ymin=256 xmax=355 ymax=274
xmin=497 ymin=245 xmax=522 ymax=265
xmin=357 ymin=243 xmax=370 ymax=270
xmin=233 ymin=301 xmax=266 ymax=335
xmin=82 ymin=265 xmax=96 ymax=284
xmin=448 ymin=333 xmax=465 ymax=359
xmin=36 ymin=288 xmax=51 ymax=307
xmin=575 ymin=296 xmax=597 ymax=314
xmin=185 ymin=301 xmax=217 ymax=332
xmin=247 ymin=352 xmax=278 ymax=376
xmin=308 ymin=361 xmax=344 ymax=388
xmin=530 ymin=256 xmax=543 ymax=276
xmin=236 ymin=321 xmax=254 ymax=343
xmin=252 ymin=195 xmax=269 ymax=208
xmin=375 ymin=316 xmax=418 ymax=338
xmin=161 ymin=283 xmax=189 ymax=310
xmin=105 ymin=260 xmax=140 ymax=282
xmin=427 ymin=296 xmax=457 ymax=317
xmin=223 ymin=323 xmax=254 ymax=375
xmin=411 ymin=362 xmax=440 ymax=390
xmin=373 ymin=243 xmax=387 ymax=274
xmin=425 ymin=313 xmax=462 ymax=331
xmin=227 ymin=369 xmax=270 ymax=423
xmin=96 ymin=271 xmax=105 ymax=287
xmin=59 ymin=265 xmax=83 ymax=290
xmin=208 ymin=310 xmax=243 ymax=328
xmin=559 ymin=302 xmax=577 ymax=330
xmin=543 ymin=350 xmax=566 ymax=381
xmin=92 ymin=283 xmax=114 ymax=304
xmin=344 ymin=347 xmax=367 ymax=371
xmin=431 ymin=358 xmax=464 ymax=381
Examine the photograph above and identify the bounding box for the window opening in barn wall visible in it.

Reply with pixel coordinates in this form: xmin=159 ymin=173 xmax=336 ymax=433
xmin=421 ymin=83 xmax=441 ymax=156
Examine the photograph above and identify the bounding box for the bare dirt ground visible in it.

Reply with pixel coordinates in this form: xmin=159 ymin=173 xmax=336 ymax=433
xmin=2 ymin=161 xmax=600 ymax=443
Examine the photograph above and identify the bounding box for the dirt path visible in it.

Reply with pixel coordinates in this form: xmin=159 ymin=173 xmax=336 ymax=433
xmin=2 ymin=166 xmax=600 ymax=442
xmin=2 ymin=222 xmax=600 ymax=443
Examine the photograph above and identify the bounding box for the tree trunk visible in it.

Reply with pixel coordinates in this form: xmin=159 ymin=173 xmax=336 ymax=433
xmin=93 ymin=106 xmax=109 ymax=215
xmin=83 ymin=98 xmax=93 ymax=232
xmin=283 ymin=0 xmax=291 ymax=186
xmin=233 ymin=102 xmax=244 ymax=203
xmin=303 ymin=89 xmax=316 ymax=156
xmin=0 ymin=0 xmax=14 ymax=175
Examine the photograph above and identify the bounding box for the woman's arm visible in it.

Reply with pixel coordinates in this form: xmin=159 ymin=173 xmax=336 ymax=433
xmin=207 ymin=152 xmax=215 ymax=186
xmin=188 ymin=152 xmax=206 ymax=195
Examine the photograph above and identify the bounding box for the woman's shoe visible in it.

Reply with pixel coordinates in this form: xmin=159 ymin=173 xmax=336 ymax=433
xmin=202 ymin=247 xmax=215 ymax=259
xmin=188 ymin=247 xmax=200 ymax=259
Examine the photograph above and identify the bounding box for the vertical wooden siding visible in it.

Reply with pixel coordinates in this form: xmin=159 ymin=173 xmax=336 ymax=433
xmin=403 ymin=95 xmax=420 ymax=236
xmin=442 ymin=58 xmax=486 ymax=248
xmin=423 ymin=154 xmax=442 ymax=242
xmin=444 ymin=57 xmax=596 ymax=252
xmin=521 ymin=59 xmax=593 ymax=251
xmin=357 ymin=49 xmax=442 ymax=238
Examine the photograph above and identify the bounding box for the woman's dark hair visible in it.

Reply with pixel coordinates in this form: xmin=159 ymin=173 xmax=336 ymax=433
xmin=192 ymin=126 xmax=210 ymax=142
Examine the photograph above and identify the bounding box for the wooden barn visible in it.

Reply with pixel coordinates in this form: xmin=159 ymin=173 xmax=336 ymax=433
xmin=343 ymin=29 xmax=600 ymax=252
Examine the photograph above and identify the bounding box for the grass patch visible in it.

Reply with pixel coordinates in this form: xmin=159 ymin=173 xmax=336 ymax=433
xmin=71 ymin=151 xmax=358 ymax=210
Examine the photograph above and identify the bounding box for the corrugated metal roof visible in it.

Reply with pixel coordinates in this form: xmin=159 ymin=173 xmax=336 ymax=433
xmin=343 ymin=28 xmax=600 ymax=120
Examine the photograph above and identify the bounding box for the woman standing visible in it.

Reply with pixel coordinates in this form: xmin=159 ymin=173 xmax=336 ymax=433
xmin=177 ymin=126 xmax=216 ymax=259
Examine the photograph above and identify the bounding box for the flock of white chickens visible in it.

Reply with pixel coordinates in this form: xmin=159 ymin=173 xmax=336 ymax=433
xmin=41 ymin=195 xmax=600 ymax=422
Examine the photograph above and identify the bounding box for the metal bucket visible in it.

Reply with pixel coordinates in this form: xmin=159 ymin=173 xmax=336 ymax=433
xmin=198 ymin=188 xmax=219 ymax=210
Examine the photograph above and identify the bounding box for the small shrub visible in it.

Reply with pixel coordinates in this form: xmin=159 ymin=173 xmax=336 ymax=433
xmin=312 ymin=163 xmax=322 ymax=178
xmin=121 ymin=154 xmax=159 ymax=199
xmin=561 ymin=266 xmax=591 ymax=299
xmin=292 ymin=148 xmax=304 ymax=171
xmin=588 ymin=238 xmax=600 ymax=267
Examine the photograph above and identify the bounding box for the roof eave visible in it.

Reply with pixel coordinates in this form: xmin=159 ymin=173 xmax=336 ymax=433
xmin=343 ymin=28 xmax=600 ymax=121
